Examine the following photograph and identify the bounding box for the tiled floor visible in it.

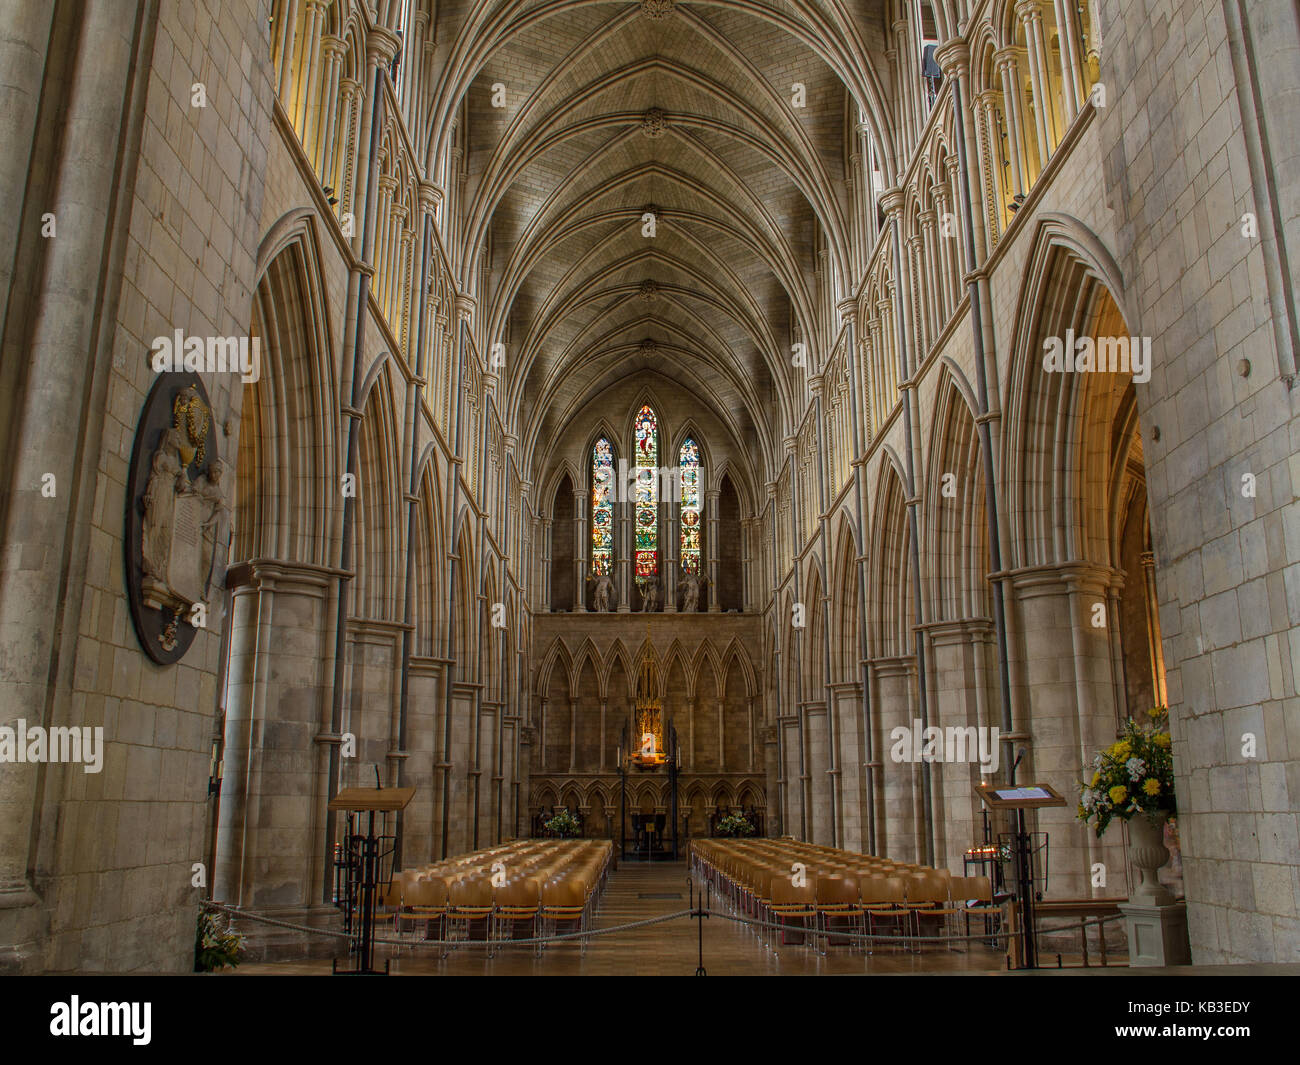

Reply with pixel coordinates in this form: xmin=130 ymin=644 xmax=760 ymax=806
xmin=228 ymin=861 xmax=1011 ymax=976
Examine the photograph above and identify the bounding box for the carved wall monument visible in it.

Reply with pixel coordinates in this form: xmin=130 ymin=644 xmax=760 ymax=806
xmin=125 ymin=373 xmax=228 ymax=664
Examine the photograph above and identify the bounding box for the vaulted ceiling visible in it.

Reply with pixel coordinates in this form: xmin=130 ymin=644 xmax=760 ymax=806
xmin=428 ymin=1 xmax=895 ymax=491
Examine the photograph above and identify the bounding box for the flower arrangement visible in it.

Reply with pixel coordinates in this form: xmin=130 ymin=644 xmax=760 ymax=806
xmin=195 ymin=909 xmax=245 ymax=972
xmin=715 ymin=813 xmax=756 ymax=838
xmin=1077 ymin=708 xmax=1175 ymax=838
xmin=544 ymin=809 xmax=581 ymax=838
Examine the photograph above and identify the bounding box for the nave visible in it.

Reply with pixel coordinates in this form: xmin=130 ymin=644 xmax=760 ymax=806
xmin=229 ymin=858 xmax=1012 ymax=977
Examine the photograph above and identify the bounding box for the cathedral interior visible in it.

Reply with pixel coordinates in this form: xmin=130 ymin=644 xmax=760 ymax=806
xmin=1 ymin=0 xmax=1299 ymax=984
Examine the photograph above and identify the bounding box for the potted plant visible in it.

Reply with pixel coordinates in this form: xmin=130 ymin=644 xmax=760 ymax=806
xmin=543 ymin=809 xmax=581 ymax=838
xmin=194 ymin=908 xmax=245 ymax=972
xmin=715 ymin=812 xmax=756 ymax=838
xmin=1077 ymin=708 xmax=1176 ymax=904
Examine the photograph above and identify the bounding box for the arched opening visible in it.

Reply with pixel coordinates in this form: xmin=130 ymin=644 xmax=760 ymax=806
xmin=717 ymin=473 xmax=743 ymax=611
xmin=1005 ymin=229 xmax=1172 ymax=898
xmin=550 ymin=473 xmax=575 ymax=611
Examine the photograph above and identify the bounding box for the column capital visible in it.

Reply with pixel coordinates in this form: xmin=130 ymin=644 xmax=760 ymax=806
xmin=1015 ymin=0 xmax=1046 ymax=25
xmin=836 ymin=298 xmax=857 ymax=324
xmin=419 ymin=182 xmax=444 ymax=212
xmin=934 ymin=39 xmax=969 ymax=78
xmin=455 ymin=294 xmax=476 ymax=322
xmin=367 ymin=26 xmax=402 ymax=66
xmin=879 ymin=187 xmax=906 ymax=217
xmin=994 ymin=46 xmax=1025 ymax=72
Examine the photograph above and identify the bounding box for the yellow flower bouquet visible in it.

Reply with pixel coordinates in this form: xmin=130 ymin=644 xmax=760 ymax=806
xmin=1077 ymin=709 xmax=1176 ymax=837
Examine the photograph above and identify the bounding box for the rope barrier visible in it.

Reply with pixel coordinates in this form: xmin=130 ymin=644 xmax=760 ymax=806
xmin=1036 ymin=911 xmax=1125 ymax=934
xmin=202 ymin=901 xmax=353 ymax=940
xmin=204 ymin=897 xmax=1011 ymax=951
xmin=708 ymin=906 xmax=1015 ymax=946
xmin=203 ymin=893 xmax=1120 ymax=954
xmin=202 ymin=898 xmax=693 ymax=949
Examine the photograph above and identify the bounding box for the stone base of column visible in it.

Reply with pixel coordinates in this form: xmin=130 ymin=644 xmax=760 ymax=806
xmin=1120 ymin=900 xmax=1191 ymax=967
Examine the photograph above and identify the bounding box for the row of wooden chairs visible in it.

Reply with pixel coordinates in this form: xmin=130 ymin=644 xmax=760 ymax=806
xmin=377 ymin=840 xmax=612 ymax=955
xmin=692 ymin=839 xmax=1000 ymax=953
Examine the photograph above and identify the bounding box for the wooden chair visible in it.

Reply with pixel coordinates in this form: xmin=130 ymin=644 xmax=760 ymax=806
xmin=541 ymin=877 xmax=589 ymax=955
xmin=401 ymin=876 xmax=449 ymax=950
xmin=491 ymin=878 xmax=542 ymax=957
xmin=814 ymin=876 xmax=865 ymax=954
xmin=769 ymin=874 xmax=818 ymax=948
xmin=448 ymin=876 xmax=493 ymax=948
xmin=861 ymin=876 xmax=909 ymax=953
xmin=908 ymin=874 xmax=963 ymax=949
xmin=959 ymin=874 xmax=1001 ymax=947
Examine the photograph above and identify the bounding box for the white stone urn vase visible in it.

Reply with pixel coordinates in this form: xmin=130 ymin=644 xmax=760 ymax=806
xmin=1126 ymin=809 xmax=1174 ymax=906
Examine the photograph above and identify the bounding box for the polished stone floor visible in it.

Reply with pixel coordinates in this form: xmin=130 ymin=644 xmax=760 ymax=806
xmin=228 ymin=860 xmax=1017 ymax=976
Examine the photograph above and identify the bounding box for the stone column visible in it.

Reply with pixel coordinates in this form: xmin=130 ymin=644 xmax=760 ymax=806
xmin=335 ymin=78 xmax=360 ymax=215
xmin=994 ymin=52 xmax=1030 ymax=196
xmin=1141 ymin=552 xmax=1167 ymax=707
xmin=0 ymin=0 xmax=158 ymax=943
xmin=538 ymin=697 xmax=549 ymax=771
xmin=540 ymin=517 xmax=553 ymax=610
xmin=315 ymin=36 xmax=345 ymax=179
xmin=1016 ymin=1 xmax=1056 ymax=161
xmin=599 ymin=699 xmax=608 ymax=770
xmin=857 ymin=119 xmax=879 ymax=249
xmin=617 ymin=489 xmax=631 ymax=612
xmin=298 ymin=0 xmax=329 ymax=151
xmin=706 ymin=488 xmax=721 ymax=612
xmin=1052 ymin=0 xmax=1084 ymax=119
xmin=662 ymin=487 xmax=676 ymax=612
xmin=276 ymin=0 xmax=301 ymax=100
xmin=568 ymin=697 xmax=579 ymax=773
xmin=573 ymin=488 xmax=587 ymax=612
xmin=932 ymin=181 xmax=955 ymax=315
xmin=920 ymin=206 xmax=943 ymax=331
xmin=740 ymin=517 xmax=756 ymax=611
xmin=907 ymin=231 xmax=929 ymax=352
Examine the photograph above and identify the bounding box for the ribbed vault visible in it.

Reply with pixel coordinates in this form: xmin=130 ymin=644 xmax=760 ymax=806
xmin=426 ymin=0 xmax=895 ymax=489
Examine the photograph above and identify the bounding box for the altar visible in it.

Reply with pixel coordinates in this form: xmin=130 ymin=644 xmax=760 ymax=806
xmin=618 ymin=657 xmax=680 ymax=860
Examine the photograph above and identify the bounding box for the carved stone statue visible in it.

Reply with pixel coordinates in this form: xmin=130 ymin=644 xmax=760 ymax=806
xmin=141 ymin=426 xmax=188 ymax=584
xmin=638 ymin=577 xmax=659 ymax=612
xmin=193 ymin=459 xmax=231 ymax=590
xmin=140 ymin=420 xmax=229 ymax=616
xmin=587 ymin=571 xmax=614 ymax=612
xmin=680 ymin=568 xmax=709 ymax=612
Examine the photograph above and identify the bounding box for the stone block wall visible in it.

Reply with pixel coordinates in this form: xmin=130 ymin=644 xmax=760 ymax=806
xmin=1098 ymin=0 xmax=1300 ymax=963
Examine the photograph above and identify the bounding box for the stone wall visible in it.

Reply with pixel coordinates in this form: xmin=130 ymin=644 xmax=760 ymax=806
xmin=0 ymin=0 xmax=274 ymax=973
xmin=1097 ymin=0 xmax=1300 ymax=963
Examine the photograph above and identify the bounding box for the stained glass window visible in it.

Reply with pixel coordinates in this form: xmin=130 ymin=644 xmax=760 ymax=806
xmin=633 ymin=405 xmax=658 ymax=580
xmin=591 ymin=437 xmax=614 ymax=575
xmin=679 ymin=436 xmax=701 ymax=574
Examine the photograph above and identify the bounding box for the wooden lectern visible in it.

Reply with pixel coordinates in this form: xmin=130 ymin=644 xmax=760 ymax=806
xmin=329 ymin=786 xmax=415 ymax=975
